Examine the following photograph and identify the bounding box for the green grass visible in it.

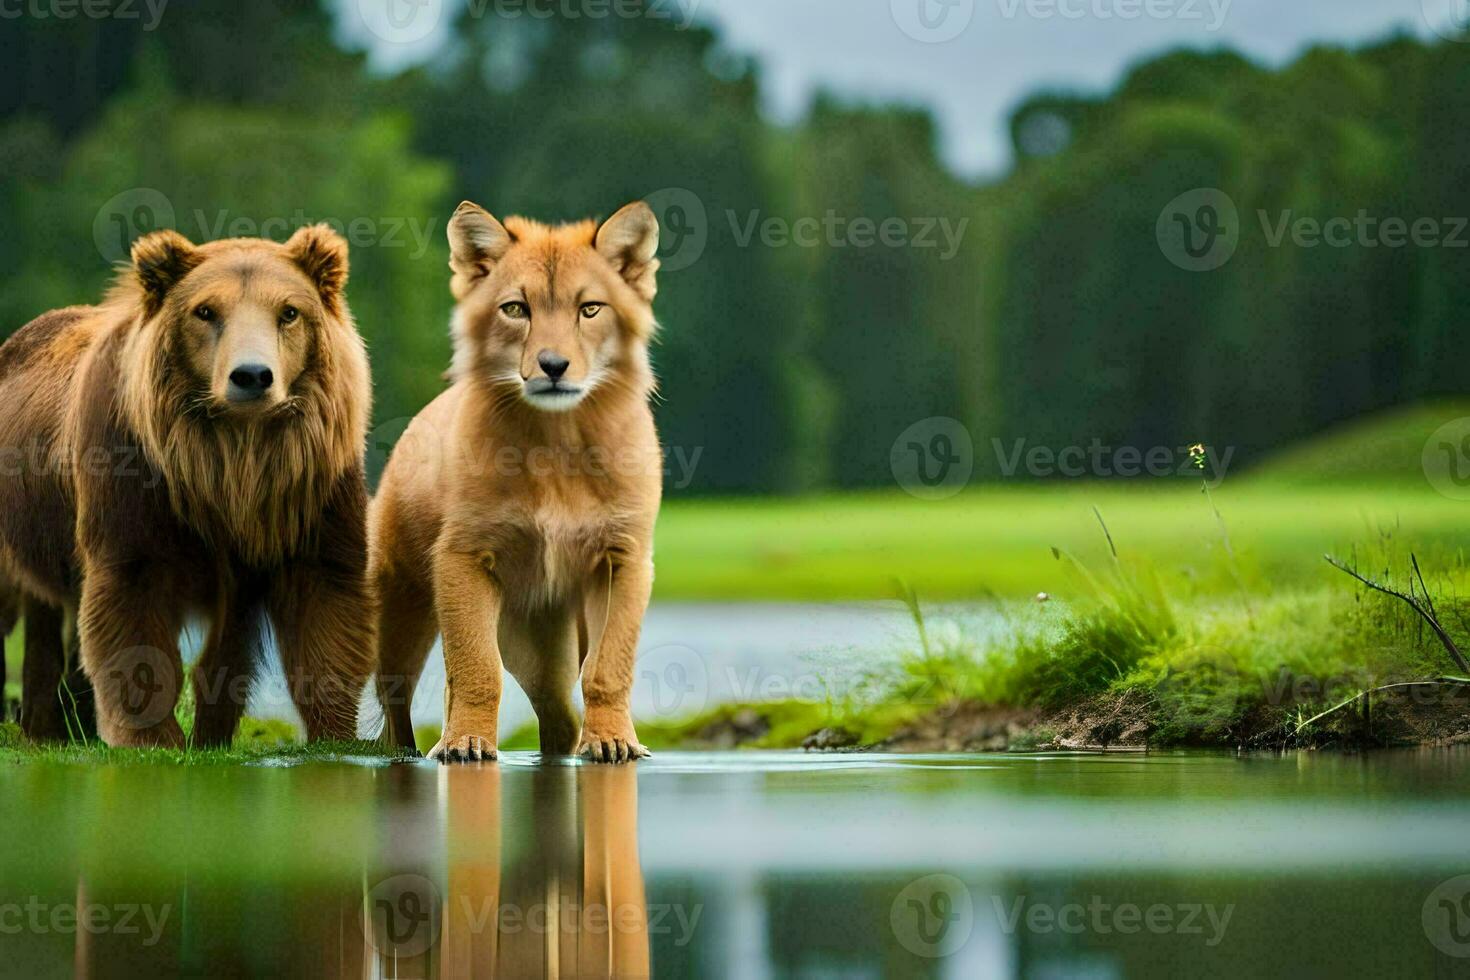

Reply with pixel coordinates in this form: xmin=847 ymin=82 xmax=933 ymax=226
xmin=1252 ymin=399 xmax=1470 ymax=484
xmin=653 ymin=480 xmax=1466 ymax=601
xmin=0 ymin=719 xmax=401 ymax=766
xmin=654 ymin=399 xmax=1470 ymax=602
xmin=635 ymin=529 xmax=1470 ymax=751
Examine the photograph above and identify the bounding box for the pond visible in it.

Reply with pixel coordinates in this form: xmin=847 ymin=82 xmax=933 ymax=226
xmin=245 ymin=602 xmax=1015 ymax=732
xmin=2 ymin=748 xmax=1467 ymax=977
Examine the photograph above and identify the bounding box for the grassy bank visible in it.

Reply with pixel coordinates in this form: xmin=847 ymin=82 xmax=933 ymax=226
xmin=653 ymin=481 xmax=1466 ymax=601
xmin=632 ymin=528 xmax=1470 ymax=753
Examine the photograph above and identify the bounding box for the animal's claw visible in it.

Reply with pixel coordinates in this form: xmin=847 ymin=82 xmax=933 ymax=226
xmin=427 ymin=733 xmax=498 ymax=764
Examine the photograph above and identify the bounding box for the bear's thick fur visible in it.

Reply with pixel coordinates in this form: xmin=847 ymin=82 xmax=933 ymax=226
xmin=0 ymin=226 xmax=374 ymax=746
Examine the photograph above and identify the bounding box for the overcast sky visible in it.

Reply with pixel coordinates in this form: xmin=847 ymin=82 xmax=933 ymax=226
xmin=339 ymin=0 xmax=1460 ymax=177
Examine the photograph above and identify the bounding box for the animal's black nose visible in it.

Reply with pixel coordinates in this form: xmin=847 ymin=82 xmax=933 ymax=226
xmin=228 ymin=364 xmax=274 ymax=395
xmin=538 ymin=350 xmax=570 ymax=381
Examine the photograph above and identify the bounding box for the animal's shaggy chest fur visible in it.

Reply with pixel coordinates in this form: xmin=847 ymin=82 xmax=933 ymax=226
xmin=483 ymin=499 xmax=641 ymax=612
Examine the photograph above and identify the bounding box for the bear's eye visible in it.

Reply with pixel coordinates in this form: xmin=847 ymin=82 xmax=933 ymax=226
xmin=500 ymin=302 xmax=529 ymax=320
xmin=280 ymin=306 xmax=299 ymax=324
xmin=194 ymin=304 xmax=216 ymax=322
xmin=580 ymin=303 xmax=604 ymax=319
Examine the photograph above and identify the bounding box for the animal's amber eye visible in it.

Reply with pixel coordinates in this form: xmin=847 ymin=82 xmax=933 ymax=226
xmin=580 ymin=303 xmax=604 ymax=319
xmin=280 ymin=306 xmax=299 ymax=324
xmin=194 ymin=304 xmax=216 ymax=322
xmin=500 ymin=302 xmax=529 ymax=320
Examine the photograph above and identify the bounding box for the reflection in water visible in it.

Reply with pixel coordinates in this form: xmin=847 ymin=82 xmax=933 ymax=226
xmin=70 ymin=763 xmax=649 ymax=979
xmin=17 ymin=750 xmax=1470 ymax=977
xmin=366 ymin=763 xmax=649 ymax=978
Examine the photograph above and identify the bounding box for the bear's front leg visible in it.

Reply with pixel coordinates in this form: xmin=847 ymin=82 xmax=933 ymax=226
xmin=78 ymin=563 xmax=186 ymax=748
xmin=579 ymin=556 xmax=653 ymax=764
xmin=270 ymin=564 xmax=374 ymax=742
xmin=430 ymin=547 xmax=503 ymax=763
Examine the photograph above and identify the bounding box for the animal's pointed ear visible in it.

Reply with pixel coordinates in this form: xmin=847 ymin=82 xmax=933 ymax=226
xmin=447 ymin=201 xmax=512 ymax=297
xmin=285 ymin=224 xmax=350 ymax=310
xmin=131 ymin=229 xmax=201 ymax=317
xmin=595 ymin=201 xmax=659 ymax=301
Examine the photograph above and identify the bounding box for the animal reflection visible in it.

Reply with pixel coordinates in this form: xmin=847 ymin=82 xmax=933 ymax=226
xmin=367 ymin=763 xmax=649 ymax=977
xmin=69 ymin=763 xmax=648 ymax=979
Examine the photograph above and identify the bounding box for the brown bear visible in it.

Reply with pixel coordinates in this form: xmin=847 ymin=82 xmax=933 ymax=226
xmin=0 ymin=225 xmax=374 ymax=747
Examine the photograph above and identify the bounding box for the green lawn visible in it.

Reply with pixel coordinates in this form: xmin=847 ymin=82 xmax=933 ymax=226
xmin=654 ymin=480 xmax=1467 ymax=601
xmin=656 ymin=400 xmax=1470 ymax=602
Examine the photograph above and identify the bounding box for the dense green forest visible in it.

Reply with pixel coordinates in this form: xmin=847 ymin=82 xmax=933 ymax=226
xmin=1 ymin=1 xmax=1465 ymax=494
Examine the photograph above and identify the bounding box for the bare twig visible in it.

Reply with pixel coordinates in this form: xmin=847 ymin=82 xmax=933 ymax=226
xmin=1293 ymin=677 xmax=1470 ymax=734
xmin=1412 ymin=554 xmax=1440 ymax=623
xmin=1324 ymin=554 xmax=1470 ymax=673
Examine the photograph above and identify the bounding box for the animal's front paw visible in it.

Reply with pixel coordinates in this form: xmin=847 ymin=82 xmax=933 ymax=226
xmin=427 ymin=732 xmax=498 ymax=763
xmin=577 ymin=713 xmax=650 ymax=764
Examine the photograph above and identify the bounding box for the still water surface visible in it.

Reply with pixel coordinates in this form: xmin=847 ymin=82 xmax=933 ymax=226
xmin=2 ymin=749 xmax=1468 ymax=977
xmin=247 ymin=602 xmax=1011 ymax=732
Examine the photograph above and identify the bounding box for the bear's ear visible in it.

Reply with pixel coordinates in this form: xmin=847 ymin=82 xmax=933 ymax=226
xmin=595 ymin=201 xmax=659 ymax=302
xmin=131 ymin=230 xmax=201 ymax=317
xmin=285 ymin=224 xmax=350 ymax=310
xmin=447 ymin=201 xmax=512 ymax=298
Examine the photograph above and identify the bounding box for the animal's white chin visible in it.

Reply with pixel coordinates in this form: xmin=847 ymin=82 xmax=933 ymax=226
xmin=521 ymin=384 xmax=587 ymax=412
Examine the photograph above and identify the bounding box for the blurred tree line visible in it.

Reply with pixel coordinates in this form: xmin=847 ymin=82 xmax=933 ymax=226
xmin=1 ymin=1 xmax=1465 ymax=494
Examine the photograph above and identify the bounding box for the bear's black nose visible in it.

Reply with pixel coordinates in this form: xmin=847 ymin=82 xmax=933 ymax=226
xmin=537 ymin=350 xmax=570 ymax=381
xmin=228 ymin=364 xmax=274 ymax=399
